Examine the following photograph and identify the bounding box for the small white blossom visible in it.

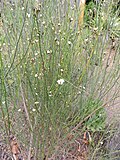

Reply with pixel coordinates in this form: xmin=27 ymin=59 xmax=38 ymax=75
xmin=83 ymin=86 xmax=86 ymax=90
xmin=60 ymin=69 xmax=64 ymax=72
xmin=49 ymin=127 xmax=52 ymax=131
xmin=35 ymin=74 xmax=38 ymax=78
xmin=47 ymin=50 xmax=51 ymax=54
xmin=69 ymin=17 xmax=73 ymax=22
xmin=18 ymin=109 xmax=21 ymax=112
xmin=58 ymin=23 xmax=61 ymax=26
xmin=57 ymin=79 xmax=65 ymax=85
xmin=35 ymin=39 xmax=39 ymax=43
xmin=42 ymin=21 xmax=45 ymax=25
xmin=59 ymin=30 xmax=61 ymax=33
xmin=100 ymin=141 xmax=103 ymax=145
xmin=27 ymin=13 xmax=30 ymax=18
xmin=2 ymin=101 xmax=5 ymax=104
xmin=99 ymin=114 xmax=102 ymax=117
xmin=35 ymin=52 xmax=38 ymax=56
xmin=34 ymin=101 xmax=39 ymax=105
xmin=40 ymin=14 xmax=42 ymax=18
xmin=52 ymin=27 xmax=55 ymax=30
xmin=54 ymin=37 xmax=57 ymax=41
xmin=32 ymin=108 xmax=36 ymax=112
xmin=49 ymin=91 xmax=52 ymax=97
xmin=47 ymin=50 xmax=52 ymax=54
xmin=56 ymin=41 xmax=60 ymax=46
xmin=68 ymin=41 xmax=72 ymax=45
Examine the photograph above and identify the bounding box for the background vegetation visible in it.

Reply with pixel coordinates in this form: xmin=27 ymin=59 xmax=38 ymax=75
xmin=0 ymin=0 xmax=120 ymax=159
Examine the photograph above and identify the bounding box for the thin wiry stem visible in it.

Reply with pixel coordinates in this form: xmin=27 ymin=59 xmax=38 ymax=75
xmin=20 ymin=83 xmax=33 ymax=131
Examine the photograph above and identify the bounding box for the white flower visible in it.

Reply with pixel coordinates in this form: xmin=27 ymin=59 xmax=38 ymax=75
xmin=78 ymin=91 xmax=81 ymax=94
xmin=2 ymin=101 xmax=5 ymax=104
xmin=47 ymin=50 xmax=51 ymax=54
xmin=47 ymin=50 xmax=52 ymax=54
xmin=52 ymin=27 xmax=55 ymax=30
xmin=83 ymin=86 xmax=86 ymax=90
xmin=27 ymin=13 xmax=30 ymax=18
xmin=56 ymin=41 xmax=60 ymax=46
xmin=34 ymin=101 xmax=39 ymax=105
xmin=18 ymin=109 xmax=21 ymax=112
xmin=60 ymin=69 xmax=64 ymax=72
xmin=68 ymin=41 xmax=72 ymax=45
xmin=32 ymin=108 xmax=36 ymax=112
xmin=100 ymin=141 xmax=103 ymax=145
xmin=58 ymin=23 xmax=61 ymax=26
xmin=59 ymin=30 xmax=61 ymax=33
xmin=49 ymin=91 xmax=52 ymax=97
xmin=70 ymin=17 xmax=73 ymax=22
xmin=40 ymin=14 xmax=42 ymax=18
xmin=42 ymin=21 xmax=45 ymax=25
xmin=57 ymin=79 xmax=65 ymax=85
xmin=35 ymin=52 xmax=38 ymax=56
xmin=35 ymin=39 xmax=39 ymax=43
xmin=99 ymin=114 xmax=102 ymax=117
xmin=35 ymin=74 xmax=38 ymax=78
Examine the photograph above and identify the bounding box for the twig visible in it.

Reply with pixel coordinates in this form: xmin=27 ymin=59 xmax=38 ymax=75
xmin=20 ymin=83 xmax=33 ymax=131
xmin=28 ymin=132 xmax=33 ymax=160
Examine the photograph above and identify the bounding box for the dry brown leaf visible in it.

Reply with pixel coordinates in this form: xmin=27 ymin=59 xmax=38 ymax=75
xmin=83 ymin=131 xmax=91 ymax=145
xmin=78 ymin=156 xmax=84 ymax=160
xmin=10 ymin=136 xmax=20 ymax=160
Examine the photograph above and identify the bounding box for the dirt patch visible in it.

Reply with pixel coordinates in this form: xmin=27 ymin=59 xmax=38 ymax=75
xmin=103 ymin=45 xmax=120 ymax=158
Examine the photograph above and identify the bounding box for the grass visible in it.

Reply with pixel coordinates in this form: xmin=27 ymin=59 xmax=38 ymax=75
xmin=0 ymin=0 xmax=120 ymax=159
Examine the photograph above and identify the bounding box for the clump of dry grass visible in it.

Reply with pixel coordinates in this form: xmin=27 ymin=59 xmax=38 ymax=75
xmin=0 ymin=0 xmax=119 ymax=159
